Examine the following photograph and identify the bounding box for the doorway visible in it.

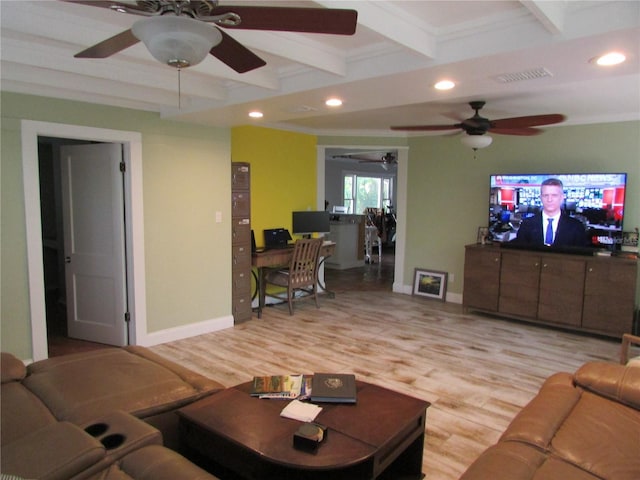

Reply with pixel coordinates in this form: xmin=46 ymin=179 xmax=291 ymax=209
xmin=318 ymin=145 xmax=409 ymax=295
xmin=21 ymin=120 xmax=147 ymax=361
xmin=39 ymin=138 xmax=129 ymax=355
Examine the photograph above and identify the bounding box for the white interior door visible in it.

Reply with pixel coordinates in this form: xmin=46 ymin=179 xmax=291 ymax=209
xmin=61 ymin=143 xmax=127 ymax=346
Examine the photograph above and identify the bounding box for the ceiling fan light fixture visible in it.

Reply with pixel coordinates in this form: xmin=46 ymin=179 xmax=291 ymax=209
xmin=460 ymin=134 xmax=493 ymax=150
xmin=132 ymin=16 xmax=222 ymax=68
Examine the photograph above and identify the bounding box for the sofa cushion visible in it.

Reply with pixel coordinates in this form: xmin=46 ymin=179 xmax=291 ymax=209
xmin=85 ymin=445 xmax=218 ymax=480
xmin=1 ymin=421 xmax=105 ymax=480
xmin=1 ymin=352 xmax=26 ymax=383
xmin=459 ymin=441 xmax=600 ymax=480
xmin=1 ymin=381 xmax=56 ymax=446
xmin=551 ymin=391 xmax=640 ymax=479
xmin=23 ymin=347 xmax=224 ymax=424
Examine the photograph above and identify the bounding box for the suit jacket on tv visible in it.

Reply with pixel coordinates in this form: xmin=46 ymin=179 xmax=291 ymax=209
xmin=515 ymin=213 xmax=589 ymax=247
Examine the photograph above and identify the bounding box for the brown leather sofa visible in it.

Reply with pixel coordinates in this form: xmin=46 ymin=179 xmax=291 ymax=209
xmin=459 ymin=362 xmax=640 ymax=480
xmin=1 ymin=347 xmax=223 ymax=479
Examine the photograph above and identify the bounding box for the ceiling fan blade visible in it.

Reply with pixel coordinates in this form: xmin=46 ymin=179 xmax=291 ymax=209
xmin=490 ymin=127 xmax=544 ymax=136
xmin=61 ymin=1 xmax=155 ymax=15
xmin=74 ymin=29 xmax=139 ymax=58
xmin=390 ymin=124 xmax=460 ymax=132
xmin=491 ymin=114 xmax=565 ymax=129
xmin=209 ymin=6 xmax=357 ymax=35
xmin=209 ymin=29 xmax=266 ymax=73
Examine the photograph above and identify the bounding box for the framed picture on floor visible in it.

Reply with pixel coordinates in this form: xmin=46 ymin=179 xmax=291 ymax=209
xmin=412 ymin=268 xmax=447 ymax=301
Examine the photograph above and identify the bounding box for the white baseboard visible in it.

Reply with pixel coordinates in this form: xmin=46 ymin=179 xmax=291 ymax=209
xmin=138 ymin=315 xmax=234 ymax=347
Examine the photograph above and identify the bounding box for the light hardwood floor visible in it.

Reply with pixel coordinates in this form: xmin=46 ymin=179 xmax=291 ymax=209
xmin=151 ymin=284 xmax=623 ymax=480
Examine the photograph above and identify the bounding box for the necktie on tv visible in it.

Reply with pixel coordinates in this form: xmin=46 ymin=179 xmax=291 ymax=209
xmin=545 ymin=218 xmax=554 ymax=245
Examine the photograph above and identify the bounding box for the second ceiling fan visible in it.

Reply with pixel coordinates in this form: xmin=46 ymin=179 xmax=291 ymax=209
xmin=64 ymin=0 xmax=358 ymax=73
xmin=391 ymin=101 xmax=566 ymax=136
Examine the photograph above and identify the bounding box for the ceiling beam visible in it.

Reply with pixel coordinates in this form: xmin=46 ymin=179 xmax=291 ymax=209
xmin=521 ymin=0 xmax=566 ymax=34
xmin=316 ymin=0 xmax=436 ymax=59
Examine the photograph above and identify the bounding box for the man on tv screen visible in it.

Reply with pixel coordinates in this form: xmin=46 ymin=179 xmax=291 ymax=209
xmin=514 ymin=178 xmax=589 ymax=247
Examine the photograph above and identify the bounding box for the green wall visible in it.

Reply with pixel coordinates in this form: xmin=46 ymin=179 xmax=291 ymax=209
xmin=322 ymin=121 xmax=640 ymax=298
xmin=1 ymin=92 xmax=232 ymax=358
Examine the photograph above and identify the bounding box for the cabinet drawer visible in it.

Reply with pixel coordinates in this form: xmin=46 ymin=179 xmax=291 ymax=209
xmin=232 ymin=192 xmax=250 ymax=217
xmin=232 ymin=269 xmax=252 ymax=294
xmin=232 ymin=219 xmax=251 ymax=245
xmin=232 ymin=244 xmax=252 ymax=270
xmin=232 ymin=163 xmax=250 ymax=190
xmin=232 ymin=293 xmax=253 ymax=323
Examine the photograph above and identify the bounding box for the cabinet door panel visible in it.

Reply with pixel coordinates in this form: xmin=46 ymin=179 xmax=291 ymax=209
xmin=463 ymin=247 xmax=501 ymax=311
xmin=499 ymin=252 xmax=540 ymax=318
xmin=537 ymin=257 xmax=585 ymax=326
xmin=583 ymin=261 xmax=636 ymax=335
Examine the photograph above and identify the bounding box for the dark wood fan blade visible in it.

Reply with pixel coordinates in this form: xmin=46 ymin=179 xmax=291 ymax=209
xmin=490 ymin=127 xmax=543 ymax=136
xmin=210 ymin=30 xmax=266 ymax=73
xmin=61 ymin=1 xmax=154 ymax=15
xmin=390 ymin=124 xmax=461 ymax=132
xmin=491 ymin=114 xmax=565 ymax=129
xmin=209 ymin=6 xmax=357 ymax=35
xmin=75 ymin=29 xmax=139 ymax=58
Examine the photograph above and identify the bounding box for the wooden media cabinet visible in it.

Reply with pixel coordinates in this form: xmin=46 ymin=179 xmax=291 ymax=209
xmin=463 ymin=244 xmax=638 ymax=337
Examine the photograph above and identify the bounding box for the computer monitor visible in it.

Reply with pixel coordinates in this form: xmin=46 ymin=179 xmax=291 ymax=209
xmin=292 ymin=211 xmax=331 ymax=237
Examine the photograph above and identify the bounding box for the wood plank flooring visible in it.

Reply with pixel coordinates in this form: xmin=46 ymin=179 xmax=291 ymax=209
xmin=151 ymin=285 xmax=622 ymax=480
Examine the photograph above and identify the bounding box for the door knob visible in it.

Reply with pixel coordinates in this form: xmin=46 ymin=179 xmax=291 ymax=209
xmin=65 ymin=256 xmax=71 ymax=264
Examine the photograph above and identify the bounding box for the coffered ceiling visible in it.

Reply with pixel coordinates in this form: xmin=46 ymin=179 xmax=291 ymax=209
xmin=1 ymin=1 xmax=638 ymax=136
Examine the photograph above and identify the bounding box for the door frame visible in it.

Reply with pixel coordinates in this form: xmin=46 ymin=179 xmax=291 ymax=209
xmin=316 ymin=145 xmax=409 ymax=294
xmin=21 ymin=120 xmax=147 ymax=360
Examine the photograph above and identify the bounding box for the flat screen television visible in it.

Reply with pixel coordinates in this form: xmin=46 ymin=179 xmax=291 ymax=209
xmin=488 ymin=173 xmax=627 ymax=248
xmin=292 ymin=211 xmax=331 ymax=237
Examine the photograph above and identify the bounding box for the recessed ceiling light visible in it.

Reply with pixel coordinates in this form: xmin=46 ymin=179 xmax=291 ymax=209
xmin=593 ymin=52 xmax=626 ymax=66
xmin=434 ymin=80 xmax=455 ymax=90
xmin=248 ymin=111 xmax=263 ymax=118
xmin=325 ymin=98 xmax=343 ymax=107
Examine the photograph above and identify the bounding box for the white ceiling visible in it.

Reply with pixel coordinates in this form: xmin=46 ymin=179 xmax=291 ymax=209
xmin=1 ymin=1 xmax=639 ymax=137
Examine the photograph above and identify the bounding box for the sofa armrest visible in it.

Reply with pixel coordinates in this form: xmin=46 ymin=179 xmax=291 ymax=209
xmin=574 ymin=362 xmax=640 ymax=410
xmin=1 ymin=352 xmax=26 ymax=383
xmin=1 ymin=422 xmax=105 ymax=480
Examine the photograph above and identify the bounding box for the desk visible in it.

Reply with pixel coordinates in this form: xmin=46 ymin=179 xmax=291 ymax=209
xmin=252 ymin=242 xmax=336 ymax=318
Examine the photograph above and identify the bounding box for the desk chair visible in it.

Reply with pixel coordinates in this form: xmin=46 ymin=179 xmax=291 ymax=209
xmin=264 ymin=238 xmax=323 ymax=315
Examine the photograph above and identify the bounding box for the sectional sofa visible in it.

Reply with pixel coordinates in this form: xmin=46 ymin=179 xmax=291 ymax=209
xmin=1 ymin=346 xmax=224 ymax=479
xmin=459 ymin=361 xmax=640 ymax=480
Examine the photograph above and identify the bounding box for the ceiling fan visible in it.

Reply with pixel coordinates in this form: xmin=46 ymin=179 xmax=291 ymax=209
xmin=63 ymin=0 xmax=358 ymax=73
xmin=390 ymin=101 xmax=566 ymax=137
xmin=333 ymin=151 xmax=397 ymax=170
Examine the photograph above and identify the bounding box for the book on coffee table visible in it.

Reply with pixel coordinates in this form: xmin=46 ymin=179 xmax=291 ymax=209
xmin=310 ymin=373 xmax=357 ymax=403
xmin=250 ymin=374 xmax=310 ymax=399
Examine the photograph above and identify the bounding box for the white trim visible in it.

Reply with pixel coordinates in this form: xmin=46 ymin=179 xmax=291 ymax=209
xmin=138 ymin=316 xmax=234 ymax=347
xmin=21 ymin=120 xmax=147 ymax=360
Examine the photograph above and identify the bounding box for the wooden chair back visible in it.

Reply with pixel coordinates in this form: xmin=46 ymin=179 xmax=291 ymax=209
xmin=288 ymin=238 xmax=323 ymax=288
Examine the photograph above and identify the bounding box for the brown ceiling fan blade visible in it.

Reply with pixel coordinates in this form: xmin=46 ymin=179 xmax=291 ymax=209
xmin=491 ymin=114 xmax=566 ymax=129
xmin=210 ymin=30 xmax=266 ymax=73
xmin=390 ymin=124 xmax=460 ymax=132
xmin=61 ymin=1 xmax=155 ymax=15
xmin=491 ymin=127 xmax=544 ymax=136
xmin=75 ymin=29 xmax=139 ymax=58
xmin=209 ymin=6 xmax=357 ymax=35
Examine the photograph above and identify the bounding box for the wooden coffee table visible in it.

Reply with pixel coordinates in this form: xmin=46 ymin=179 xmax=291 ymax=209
xmin=178 ymin=380 xmax=429 ymax=479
